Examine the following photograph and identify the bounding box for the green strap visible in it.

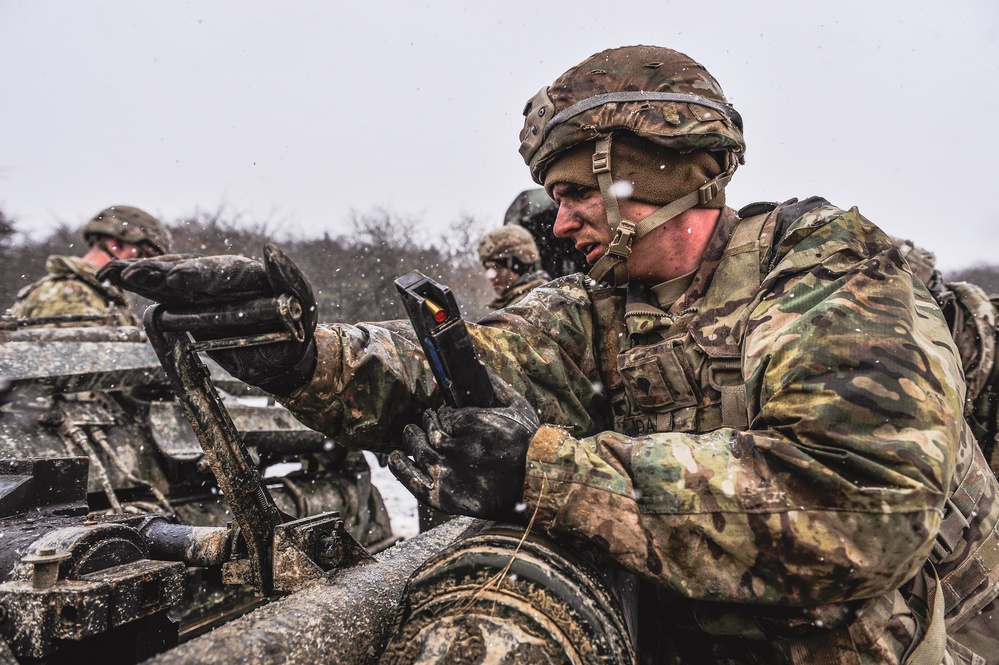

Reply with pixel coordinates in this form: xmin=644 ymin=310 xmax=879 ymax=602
xmin=633 ymin=165 xmax=735 ymax=240
xmin=591 ymin=137 xmax=622 ymax=234
xmin=905 ymin=567 xmax=947 ymax=665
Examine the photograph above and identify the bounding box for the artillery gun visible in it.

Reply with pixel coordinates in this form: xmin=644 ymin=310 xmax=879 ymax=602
xmin=0 ymin=323 xmax=395 ymax=547
xmin=0 ymin=299 xmax=638 ymax=663
xmin=0 ymin=319 xmax=399 ymax=658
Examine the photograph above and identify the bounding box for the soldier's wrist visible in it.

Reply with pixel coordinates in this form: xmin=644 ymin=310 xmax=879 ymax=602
xmin=255 ymin=339 xmax=318 ymax=397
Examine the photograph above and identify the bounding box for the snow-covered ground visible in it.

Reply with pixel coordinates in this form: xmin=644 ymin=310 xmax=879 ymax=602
xmin=364 ymin=451 xmax=420 ymax=540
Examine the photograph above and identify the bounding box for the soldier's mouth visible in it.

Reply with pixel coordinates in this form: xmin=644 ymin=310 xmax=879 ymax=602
xmin=578 ymin=243 xmax=604 ymax=265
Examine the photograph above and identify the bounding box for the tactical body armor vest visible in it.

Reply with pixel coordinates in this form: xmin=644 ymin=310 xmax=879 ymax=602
xmin=587 ymin=199 xmax=999 ymax=663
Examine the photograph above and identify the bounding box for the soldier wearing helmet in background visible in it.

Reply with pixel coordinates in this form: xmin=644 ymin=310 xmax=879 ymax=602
xmin=477 ymin=225 xmax=551 ymax=309
xmin=10 ymin=205 xmax=170 ymax=327
xmin=103 ymin=45 xmax=999 ymax=663
xmin=893 ymin=235 xmax=999 ymax=488
xmin=503 ymin=187 xmax=589 ymax=280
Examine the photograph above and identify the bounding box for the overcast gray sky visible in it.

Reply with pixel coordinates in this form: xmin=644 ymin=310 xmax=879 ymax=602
xmin=2 ymin=1 xmax=997 ymax=270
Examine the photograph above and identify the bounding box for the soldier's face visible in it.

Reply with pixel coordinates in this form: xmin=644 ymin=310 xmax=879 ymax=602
xmin=483 ymin=262 xmax=517 ymax=294
xmin=551 ymin=183 xmax=613 ymax=265
xmin=551 ymin=183 xmax=659 ymax=266
xmin=107 ymin=240 xmax=150 ymax=260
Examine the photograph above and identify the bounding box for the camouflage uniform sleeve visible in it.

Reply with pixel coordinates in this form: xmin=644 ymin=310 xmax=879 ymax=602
xmin=277 ymin=321 xmax=438 ymax=451
xmin=279 ymin=275 xmax=606 ymax=451
xmin=523 ymin=206 xmax=963 ymax=607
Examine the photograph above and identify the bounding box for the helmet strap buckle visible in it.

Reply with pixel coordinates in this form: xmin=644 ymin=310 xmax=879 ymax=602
xmin=606 ymin=221 xmax=636 ymax=260
xmin=591 ymin=148 xmax=611 ymax=175
xmin=588 ymin=219 xmax=635 ymax=287
xmin=698 ymin=181 xmax=721 ymax=206
xmin=587 ymin=135 xmax=633 ymax=287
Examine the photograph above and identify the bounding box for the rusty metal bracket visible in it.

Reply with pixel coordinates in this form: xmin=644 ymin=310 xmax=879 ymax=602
xmin=271 ymin=513 xmax=373 ymax=594
xmin=0 ymin=558 xmax=186 ymax=659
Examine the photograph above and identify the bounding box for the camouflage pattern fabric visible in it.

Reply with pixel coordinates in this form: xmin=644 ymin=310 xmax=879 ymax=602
xmin=488 ymin=269 xmax=551 ymax=310
xmin=281 ymin=202 xmax=999 ymax=663
xmin=892 ymin=236 xmax=939 ymax=288
xmin=893 ymin=235 xmax=999 ymax=483
xmin=10 ymin=255 xmax=135 ymax=326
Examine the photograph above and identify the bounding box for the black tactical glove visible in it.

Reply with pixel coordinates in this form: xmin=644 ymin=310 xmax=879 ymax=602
xmin=388 ymin=380 xmax=540 ymax=520
xmin=98 ymin=244 xmax=318 ymax=396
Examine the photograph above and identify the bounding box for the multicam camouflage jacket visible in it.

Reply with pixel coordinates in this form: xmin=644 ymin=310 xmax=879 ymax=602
xmin=282 ymin=198 xmax=999 ymax=664
xmin=488 ymin=269 xmax=552 ymax=310
xmin=10 ymin=255 xmax=135 ymax=327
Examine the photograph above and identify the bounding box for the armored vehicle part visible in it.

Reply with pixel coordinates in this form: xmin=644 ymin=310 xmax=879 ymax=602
xmin=0 ymin=457 xmax=187 ymax=663
xmin=0 ymin=305 xmax=644 ymax=663
xmin=0 ymin=453 xmax=399 ymax=664
xmin=144 ymin=517 xmax=477 ymax=665
xmin=138 ymin=518 xmax=642 ymax=665
xmin=0 ymin=322 xmax=397 ymax=655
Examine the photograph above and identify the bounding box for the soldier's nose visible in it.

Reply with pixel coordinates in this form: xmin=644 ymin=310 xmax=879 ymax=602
xmin=553 ymin=204 xmax=581 ymax=239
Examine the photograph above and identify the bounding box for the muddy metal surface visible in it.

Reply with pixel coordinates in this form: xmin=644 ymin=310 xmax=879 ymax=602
xmin=0 ymin=323 xmax=399 ymax=662
xmin=144 ymin=517 xmax=476 ymax=665
xmin=1 ymin=319 xmax=638 ymax=663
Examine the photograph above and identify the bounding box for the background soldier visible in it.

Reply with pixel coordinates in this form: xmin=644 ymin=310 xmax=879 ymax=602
xmin=894 ymin=235 xmax=999 ymax=481
xmin=103 ymin=46 xmax=999 ymax=662
xmin=502 ymin=188 xmax=588 ymax=280
xmin=476 ymin=224 xmax=551 ymax=309
xmin=10 ymin=205 xmax=171 ymax=326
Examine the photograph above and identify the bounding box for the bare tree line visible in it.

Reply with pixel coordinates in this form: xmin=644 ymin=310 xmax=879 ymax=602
xmin=949 ymin=266 xmax=999 ymax=296
xmin=1 ymin=206 xmax=497 ymax=324
xmin=5 ymin=205 xmax=998 ymax=323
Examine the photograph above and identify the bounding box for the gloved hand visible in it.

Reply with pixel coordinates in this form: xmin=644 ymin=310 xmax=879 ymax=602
xmin=388 ymin=379 xmax=540 ymax=520
xmin=98 ymin=243 xmax=318 ymax=396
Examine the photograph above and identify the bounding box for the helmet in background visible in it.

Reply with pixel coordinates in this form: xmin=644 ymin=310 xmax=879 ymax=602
xmin=83 ymin=205 xmax=172 ymax=255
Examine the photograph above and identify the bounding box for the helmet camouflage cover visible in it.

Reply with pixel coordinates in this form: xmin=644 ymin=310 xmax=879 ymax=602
xmin=519 ymin=44 xmax=745 ymax=185
xmin=477 ymin=224 xmax=541 ymax=266
xmin=82 ymin=205 xmax=172 ymax=255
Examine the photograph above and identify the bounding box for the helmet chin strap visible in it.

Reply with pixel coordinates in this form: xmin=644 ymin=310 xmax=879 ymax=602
xmin=586 ymin=136 xmax=736 ymax=287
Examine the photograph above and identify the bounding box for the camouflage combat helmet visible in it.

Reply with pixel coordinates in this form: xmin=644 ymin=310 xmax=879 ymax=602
xmin=82 ymin=205 xmax=172 ymax=255
xmin=477 ymin=225 xmax=541 ymax=269
xmin=519 ymin=45 xmax=745 ymax=286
